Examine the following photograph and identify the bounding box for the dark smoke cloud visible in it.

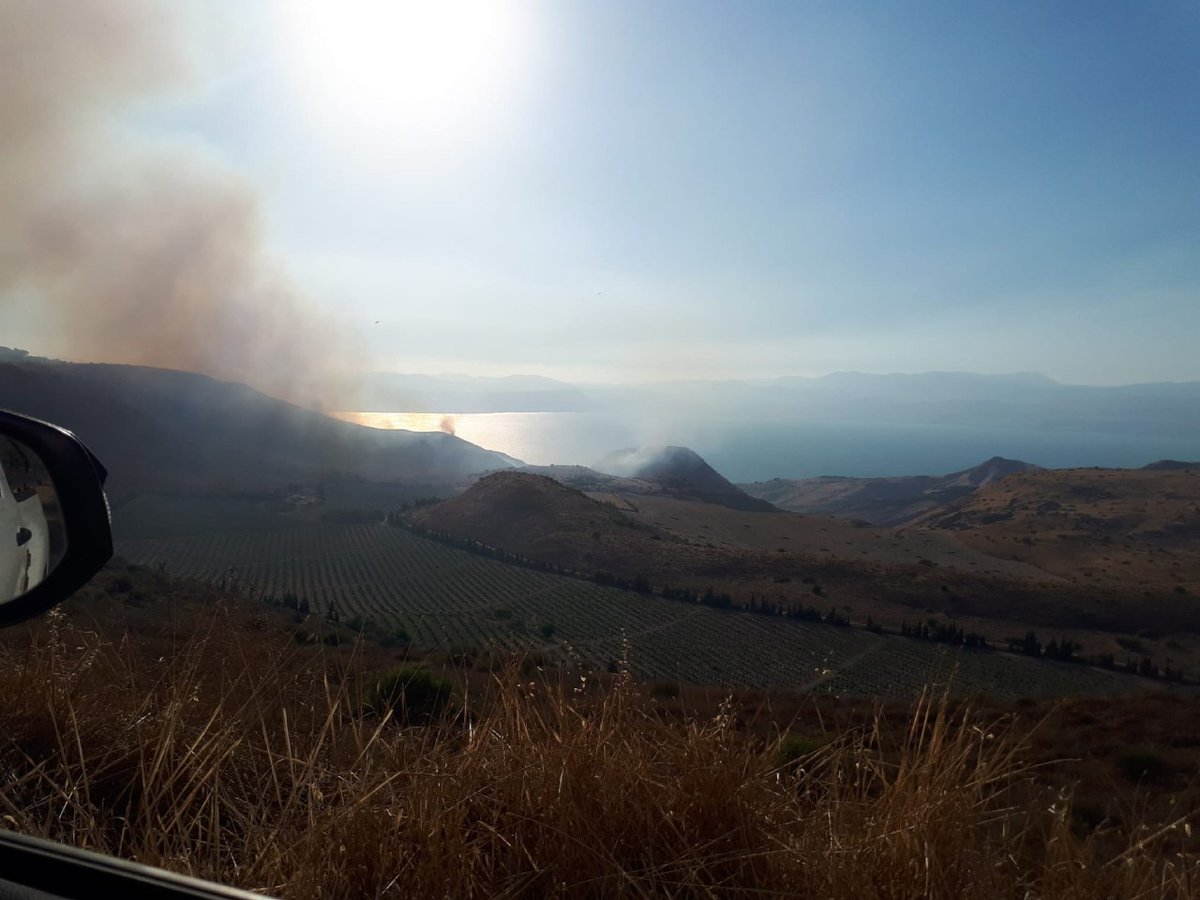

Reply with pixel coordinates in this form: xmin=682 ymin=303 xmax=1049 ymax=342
xmin=0 ymin=1 xmax=362 ymax=408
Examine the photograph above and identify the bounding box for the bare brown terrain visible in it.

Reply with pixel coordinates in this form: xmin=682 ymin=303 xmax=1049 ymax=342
xmin=413 ymin=463 xmax=1200 ymax=675
xmin=741 ymin=456 xmax=1040 ymax=525
xmin=410 ymin=472 xmax=675 ymax=570
xmin=914 ymin=465 xmax=1200 ymax=595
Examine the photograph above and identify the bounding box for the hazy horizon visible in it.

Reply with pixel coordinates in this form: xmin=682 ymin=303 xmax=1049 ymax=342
xmin=8 ymin=345 xmax=1200 ymax=391
xmin=2 ymin=1 xmax=1197 ymax=396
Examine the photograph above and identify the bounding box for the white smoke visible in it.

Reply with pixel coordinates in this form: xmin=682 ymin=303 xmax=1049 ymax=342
xmin=0 ymin=1 xmax=361 ymax=408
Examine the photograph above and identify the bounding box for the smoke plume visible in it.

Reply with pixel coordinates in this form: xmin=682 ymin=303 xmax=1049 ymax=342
xmin=0 ymin=1 xmax=361 ymax=408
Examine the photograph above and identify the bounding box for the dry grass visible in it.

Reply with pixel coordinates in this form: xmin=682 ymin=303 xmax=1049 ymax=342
xmin=0 ymin=605 xmax=1195 ymax=899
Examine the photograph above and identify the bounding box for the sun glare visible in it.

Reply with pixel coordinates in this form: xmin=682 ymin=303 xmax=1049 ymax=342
xmin=275 ymin=0 xmax=528 ymax=151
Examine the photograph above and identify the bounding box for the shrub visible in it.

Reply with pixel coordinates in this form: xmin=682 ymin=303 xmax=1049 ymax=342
xmin=364 ymin=666 xmax=457 ymax=724
xmin=776 ymin=734 xmax=826 ymax=769
xmin=1116 ymin=750 xmax=1171 ymax=784
xmin=379 ymin=627 xmax=411 ymax=648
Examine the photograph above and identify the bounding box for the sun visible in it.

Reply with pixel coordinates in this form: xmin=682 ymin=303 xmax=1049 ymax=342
xmin=274 ymin=0 xmax=528 ymax=150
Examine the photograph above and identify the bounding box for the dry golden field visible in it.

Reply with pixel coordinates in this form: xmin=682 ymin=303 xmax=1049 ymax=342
xmin=1 ymin=566 xmax=1197 ymax=899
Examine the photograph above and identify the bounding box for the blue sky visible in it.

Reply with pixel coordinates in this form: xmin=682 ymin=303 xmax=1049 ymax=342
xmin=24 ymin=1 xmax=1200 ymax=383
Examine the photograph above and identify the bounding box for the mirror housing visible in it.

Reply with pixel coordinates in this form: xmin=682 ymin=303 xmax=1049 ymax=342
xmin=0 ymin=410 xmax=112 ymax=626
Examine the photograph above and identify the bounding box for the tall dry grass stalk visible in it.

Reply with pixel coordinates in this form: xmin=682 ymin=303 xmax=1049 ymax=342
xmin=0 ymin=606 xmax=1194 ymax=898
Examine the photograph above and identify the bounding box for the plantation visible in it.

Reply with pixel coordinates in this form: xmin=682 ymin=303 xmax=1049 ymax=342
xmin=119 ymin=522 xmax=1138 ymax=698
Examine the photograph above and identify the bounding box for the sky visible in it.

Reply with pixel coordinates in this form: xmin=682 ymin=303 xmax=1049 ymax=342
xmin=5 ymin=1 xmax=1199 ymax=386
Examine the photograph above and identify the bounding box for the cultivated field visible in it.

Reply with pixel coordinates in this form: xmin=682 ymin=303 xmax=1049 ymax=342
xmin=118 ymin=522 xmax=1143 ymax=698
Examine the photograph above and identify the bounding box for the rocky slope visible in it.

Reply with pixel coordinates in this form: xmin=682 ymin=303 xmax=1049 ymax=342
xmin=741 ymin=457 xmax=1038 ymax=526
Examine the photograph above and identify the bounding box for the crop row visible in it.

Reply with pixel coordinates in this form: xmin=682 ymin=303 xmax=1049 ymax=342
xmin=117 ymin=523 xmax=1133 ymax=699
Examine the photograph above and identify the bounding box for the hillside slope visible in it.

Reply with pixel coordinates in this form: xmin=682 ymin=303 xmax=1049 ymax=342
xmin=413 ymin=463 xmax=1200 ymax=667
xmin=0 ymin=355 xmax=516 ymax=500
xmin=742 ymin=457 xmax=1039 ymax=525
xmin=509 ymin=464 xmax=657 ymax=494
xmin=594 ymin=446 xmax=776 ymax=512
xmin=915 ymin=467 xmax=1200 ymax=593
xmin=411 ymin=471 xmax=675 ymax=572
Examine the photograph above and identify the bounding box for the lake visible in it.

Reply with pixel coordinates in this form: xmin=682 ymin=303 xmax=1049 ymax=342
xmin=332 ymin=411 xmax=1199 ymax=482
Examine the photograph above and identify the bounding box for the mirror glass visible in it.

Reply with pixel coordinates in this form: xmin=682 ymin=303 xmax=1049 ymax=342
xmin=0 ymin=436 xmax=67 ymax=604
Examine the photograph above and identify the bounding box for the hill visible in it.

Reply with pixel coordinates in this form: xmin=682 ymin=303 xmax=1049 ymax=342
xmin=411 ymin=471 xmax=676 ymax=573
xmin=409 ymin=465 xmax=1198 ymax=656
xmin=1143 ymin=460 xmax=1200 ymax=471
xmin=742 ymin=457 xmax=1039 ymax=525
xmin=915 ymin=466 xmax=1200 ymax=594
xmin=594 ymin=446 xmax=776 ymax=512
xmin=508 ymin=464 xmax=656 ymax=494
xmin=0 ymin=354 xmax=517 ymax=502
xmin=412 ymin=458 xmax=1200 ymax=676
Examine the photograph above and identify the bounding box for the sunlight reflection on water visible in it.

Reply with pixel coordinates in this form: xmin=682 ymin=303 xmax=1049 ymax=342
xmin=330 ymin=411 xmax=637 ymax=468
xmin=329 ymin=411 xmax=1200 ymax=482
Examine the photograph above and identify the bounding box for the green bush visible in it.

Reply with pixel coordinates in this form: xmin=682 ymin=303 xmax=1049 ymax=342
xmin=776 ymin=735 xmax=826 ymax=769
xmin=1116 ymin=750 xmax=1171 ymax=784
xmin=379 ymin=628 xmax=411 ymax=648
xmin=365 ymin=666 xmax=457 ymax=724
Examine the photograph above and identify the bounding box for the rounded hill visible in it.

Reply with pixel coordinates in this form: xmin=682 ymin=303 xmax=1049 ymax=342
xmin=593 ymin=446 xmax=776 ymax=512
xmin=410 ymin=471 xmax=671 ymax=572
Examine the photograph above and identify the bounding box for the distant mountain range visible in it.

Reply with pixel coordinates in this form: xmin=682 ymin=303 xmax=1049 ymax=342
xmin=5 ymin=347 xmax=1196 ymax=512
xmin=347 ymin=372 xmax=598 ymax=413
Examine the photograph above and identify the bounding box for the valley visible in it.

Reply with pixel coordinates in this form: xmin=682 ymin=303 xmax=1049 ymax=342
xmin=116 ymin=518 xmax=1136 ymax=698
xmin=4 ymin=5 xmax=1198 ymax=892
xmin=6 ymin=352 xmax=1199 ymax=700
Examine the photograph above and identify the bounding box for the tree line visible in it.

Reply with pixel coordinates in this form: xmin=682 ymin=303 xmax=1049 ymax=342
xmin=391 ymin=515 xmax=846 ymax=623
xmin=998 ymin=629 xmax=1186 ymax=682
xmin=388 ymin=514 xmax=1189 ymax=684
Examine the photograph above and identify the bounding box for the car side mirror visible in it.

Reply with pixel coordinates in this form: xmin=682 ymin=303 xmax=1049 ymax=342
xmin=0 ymin=410 xmax=113 ymax=625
